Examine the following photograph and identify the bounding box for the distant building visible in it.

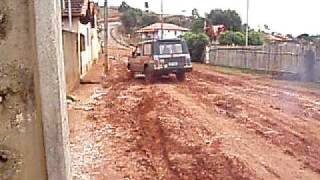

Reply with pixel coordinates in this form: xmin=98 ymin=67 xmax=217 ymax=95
xmin=62 ymin=0 xmax=101 ymax=93
xmin=62 ymin=0 xmax=101 ymax=78
xmin=136 ymin=23 xmax=189 ymax=40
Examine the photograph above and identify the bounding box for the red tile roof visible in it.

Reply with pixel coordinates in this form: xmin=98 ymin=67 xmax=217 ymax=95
xmin=62 ymin=0 xmax=88 ymax=17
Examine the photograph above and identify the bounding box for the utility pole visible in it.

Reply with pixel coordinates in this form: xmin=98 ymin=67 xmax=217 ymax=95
xmin=104 ymin=0 xmax=109 ymax=73
xmin=160 ymin=0 xmax=164 ymax=39
xmin=245 ymin=0 xmax=249 ymax=46
xmin=67 ymin=0 xmax=72 ymax=30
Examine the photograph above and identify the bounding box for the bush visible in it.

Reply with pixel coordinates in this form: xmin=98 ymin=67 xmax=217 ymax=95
xmin=219 ymin=31 xmax=263 ymax=46
xmin=183 ymin=32 xmax=209 ymax=62
xmin=249 ymin=31 xmax=263 ymax=45
xmin=219 ymin=31 xmax=245 ymax=45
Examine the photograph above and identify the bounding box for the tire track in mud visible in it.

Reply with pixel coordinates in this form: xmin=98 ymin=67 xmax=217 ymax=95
xmin=134 ymin=86 xmax=260 ymax=180
xmin=90 ymin=60 xmax=261 ymax=179
xmin=76 ymin=60 xmax=320 ymax=179
xmin=182 ymin=68 xmax=320 ymax=176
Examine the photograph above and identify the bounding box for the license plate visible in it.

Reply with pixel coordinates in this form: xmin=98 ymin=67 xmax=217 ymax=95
xmin=168 ymin=62 xmax=178 ymax=67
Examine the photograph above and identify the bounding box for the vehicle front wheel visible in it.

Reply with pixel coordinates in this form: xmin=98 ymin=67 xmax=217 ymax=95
xmin=144 ymin=66 xmax=155 ymax=84
xmin=176 ymin=72 xmax=186 ymax=82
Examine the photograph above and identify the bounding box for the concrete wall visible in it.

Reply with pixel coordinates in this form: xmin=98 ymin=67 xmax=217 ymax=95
xmin=1 ymin=0 xmax=71 ymax=179
xmin=208 ymin=43 xmax=320 ymax=82
xmin=63 ymin=31 xmax=80 ymax=94
xmin=0 ymin=0 xmax=47 ymax=179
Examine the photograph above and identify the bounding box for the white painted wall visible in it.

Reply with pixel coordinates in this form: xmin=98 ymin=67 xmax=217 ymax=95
xmin=142 ymin=30 xmax=186 ymax=39
xmin=62 ymin=17 xmax=101 ymax=77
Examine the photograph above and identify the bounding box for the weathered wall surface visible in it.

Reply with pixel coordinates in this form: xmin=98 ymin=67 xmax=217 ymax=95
xmin=63 ymin=31 xmax=80 ymax=94
xmin=0 ymin=0 xmax=47 ymax=180
xmin=208 ymin=44 xmax=320 ymax=82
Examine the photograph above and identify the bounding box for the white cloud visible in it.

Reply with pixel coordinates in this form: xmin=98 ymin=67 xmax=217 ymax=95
xmin=99 ymin=0 xmax=319 ymax=36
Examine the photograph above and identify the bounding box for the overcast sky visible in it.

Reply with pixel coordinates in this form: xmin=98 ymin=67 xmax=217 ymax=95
xmin=96 ymin=0 xmax=319 ymax=36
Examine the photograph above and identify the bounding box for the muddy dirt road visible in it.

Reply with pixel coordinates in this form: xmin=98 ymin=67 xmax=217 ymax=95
xmin=68 ymin=57 xmax=320 ymax=179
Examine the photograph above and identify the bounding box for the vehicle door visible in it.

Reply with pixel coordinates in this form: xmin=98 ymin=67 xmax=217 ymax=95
xmin=132 ymin=43 xmax=153 ymax=72
xmin=130 ymin=45 xmax=143 ymax=72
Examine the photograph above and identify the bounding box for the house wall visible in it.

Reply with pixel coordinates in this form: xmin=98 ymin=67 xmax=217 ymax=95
xmin=142 ymin=30 xmax=185 ymax=39
xmin=91 ymin=28 xmax=100 ymax=62
xmin=0 ymin=1 xmax=47 ymax=179
xmin=62 ymin=17 xmax=101 ymax=77
xmin=62 ymin=17 xmax=79 ymax=33
xmin=63 ymin=30 xmax=80 ymax=94
xmin=1 ymin=0 xmax=71 ymax=180
xmin=78 ymin=22 xmax=93 ymax=77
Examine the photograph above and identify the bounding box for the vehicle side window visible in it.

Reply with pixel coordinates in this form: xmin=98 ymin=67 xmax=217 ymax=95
xmin=136 ymin=45 xmax=142 ymax=56
xmin=143 ymin=43 xmax=152 ymax=56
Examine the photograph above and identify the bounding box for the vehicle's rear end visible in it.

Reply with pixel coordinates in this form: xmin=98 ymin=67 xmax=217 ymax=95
xmin=152 ymin=39 xmax=192 ymax=77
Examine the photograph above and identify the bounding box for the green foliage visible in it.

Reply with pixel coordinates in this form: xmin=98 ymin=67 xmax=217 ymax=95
xmin=164 ymin=15 xmax=193 ymax=29
xmin=120 ymin=9 xmax=138 ymax=34
xmin=219 ymin=31 xmax=245 ymax=45
xmin=118 ymin=1 xmax=130 ymax=12
xmin=140 ymin=14 xmax=159 ymax=27
xmin=191 ymin=18 xmax=205 ymax=33
xmin=183 ymin=32 xmax=209 ymax=62
xmin=248 ymin=31 xmax=263 ymax=45
xmin=219 ymin=31 xmax=263 ymax=46
xmin=192 ymin=8 xmax=200 ymax=19
xmin=206 ymin=9 xmax=242 ymax=31
xmin=119 ymin=2 xmax=159 ymax=34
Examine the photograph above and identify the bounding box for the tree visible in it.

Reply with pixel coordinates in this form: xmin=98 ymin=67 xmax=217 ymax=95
xmin=192 ymin=8 xmax=200 ymax=19
xmin=120 ymin=9 xmax=138 ymax=34
xmin=192 ymin=18 xmax=205 ymax=33
xmin=118 ymin=1 xmax=130 ymax=12
xmin=206 ymin=9 xmax=242 ymax=31
xmin=183 ymin=32 xmax=209 ymax=62
xmin=140 ymin=13 xmax=159 ymax=27
xmin=164 ymin=15 xmax=193 ymax=29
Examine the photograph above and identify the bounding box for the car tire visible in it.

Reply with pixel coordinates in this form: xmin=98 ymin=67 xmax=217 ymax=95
xmin=144 ymin=66 xmax=155 ymax=84
xmin=176 ymin=72 xmax=186 ymax=82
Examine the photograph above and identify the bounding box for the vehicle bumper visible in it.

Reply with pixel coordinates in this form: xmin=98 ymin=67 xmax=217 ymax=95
xmin=153 ymin=65 xmax=193 ymax=75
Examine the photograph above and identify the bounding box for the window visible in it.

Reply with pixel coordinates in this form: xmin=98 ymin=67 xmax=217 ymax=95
xmin=159 ymin=44 xmax=183 ymax=55
xmin=80 ymin=35 xmax=85 ymax=52
xmin=143 ymin=43 xmax=152 ymax=56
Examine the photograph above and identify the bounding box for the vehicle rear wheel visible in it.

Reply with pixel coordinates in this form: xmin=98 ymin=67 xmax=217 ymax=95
xmin=176 ymin=72 xmax=186 ymax=82
xmin=144 ymin=66 xmax=155 ymax=84
xmin=128 ymin=71 xmax=134 ymax=79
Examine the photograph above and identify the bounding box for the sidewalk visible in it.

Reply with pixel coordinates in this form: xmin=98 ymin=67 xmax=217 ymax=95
xmin=67 ymin=56 xmax=121 ymax=179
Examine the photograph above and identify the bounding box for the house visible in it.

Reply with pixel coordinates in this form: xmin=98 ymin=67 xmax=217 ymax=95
xmin=62 ymin=0 xmax=101 ymax=93
xmin=136 ymin=23 xmax=189 ymax=40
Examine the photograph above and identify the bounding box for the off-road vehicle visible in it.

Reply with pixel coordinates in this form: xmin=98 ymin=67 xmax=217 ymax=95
xmin=128 ymin=39 xmax=192 ymax=83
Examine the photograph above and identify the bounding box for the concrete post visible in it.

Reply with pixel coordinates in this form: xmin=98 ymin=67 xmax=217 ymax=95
xmin=33 ymin=0 xmax=71 ymax=179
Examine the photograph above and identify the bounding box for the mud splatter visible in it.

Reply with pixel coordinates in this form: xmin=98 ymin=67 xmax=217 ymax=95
xmin=0 ymin=2 xmax=9 ymax=40
xmin=0 ymin=145 xmax=22 ymax=180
